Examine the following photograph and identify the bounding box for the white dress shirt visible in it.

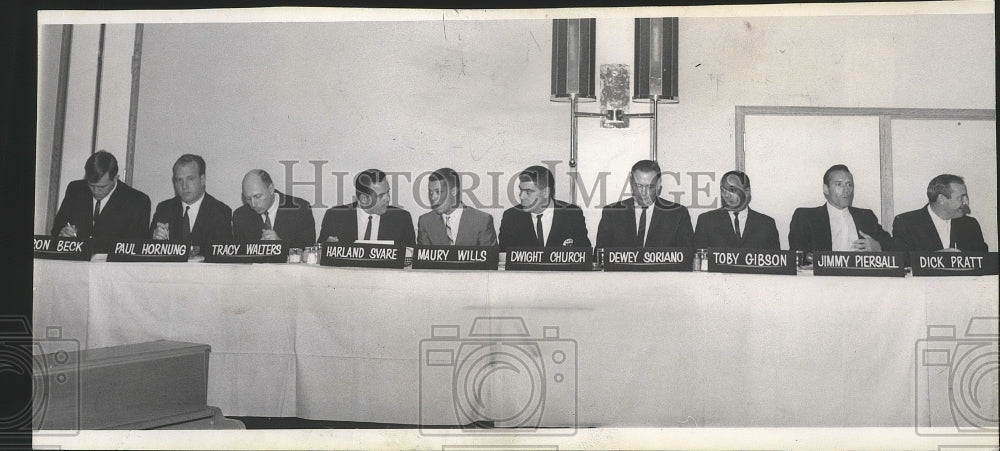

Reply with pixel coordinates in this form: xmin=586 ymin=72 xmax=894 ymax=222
xmin=262 ymin=192 xmax=279 ymax=229
xmin=534 ymin=202 xmax=555 ymax=245
xmin=443 ymin=205 xmax=465 ymax=244
xmin=356 ymin=205 xmax=382 ymax=241
xmin=927 ymin=204 xmax=952 ymax=249
xmin=728 ymin=209 xmax=748 ymax=237
xmin=182 ymin=194 xmax=205 ymax=232
xmin=633 ymin=204 xmax=653 ymax=245
xmin=827 ymin=202 xmax=858 ymax=251
xmin=92 ymin=180 xmax=119 ymax=215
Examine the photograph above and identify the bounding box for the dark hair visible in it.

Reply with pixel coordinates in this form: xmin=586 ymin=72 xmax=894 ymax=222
xmin=355 ymin=169 xmax=387 ymax=197
xmin=926 ymin=174 xmax=965 ymax=202
xmin=518 ymin=165 xmax=555 ymax=198
xmin=822 ymin=164 xmax=851 ymax=186
xmin=721 ymin=170 xmax=750 ymax=188
xmin=173 ymin=154 xmax=206 ymax=175
xmin=430 ymin=167 xmax=461 ymax=201
xmin=630 ymin=160 xmax=661 ymax=179
xmin=84 ymin=150 xmax=119 ymax=183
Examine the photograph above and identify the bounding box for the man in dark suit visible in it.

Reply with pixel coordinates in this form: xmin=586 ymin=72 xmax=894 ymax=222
xmin=319 ymin=169 xmax=415 ymax=246
xmin=788 ymin=164 xmax=892 ymax=252
xmin=892 ymin=174 xmax=988 ymax=252
xmin=693 ymin=170 xmax=779 ymax=249
xmin=498 ymin=165 xmax=590 ymax=251
xmin=52 ymin=150 xmax=151 ymax=253
xmin=232 ymin=169 xmax=316 ymax=248
xmin=150 ymin=154 xmax=232 ymax=246
xmin=417 ymin=167 xmax=497 ymax=246
xmin=595 ymin=159 xmax=692 ymax=249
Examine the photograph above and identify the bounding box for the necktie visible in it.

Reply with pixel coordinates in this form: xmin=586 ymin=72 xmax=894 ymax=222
xmin=182 ymin=206 xmax=191 ymax=242
xmin=535 ymin=214 xmax=545 ymax=246
xmin=364 ymin=215 xmax=373 ymax=240
xmin=92 ymin=199 xmax=101 ymax=229
xmin=637 ymin=207 xmax=648 ymax=247
xmin=444 ymin=215 xmax=454 ymax=245
xmin=733 ymin=213 xmax=741 ymax=240
xmin=264 ymin=211 xmax=272 ymax=230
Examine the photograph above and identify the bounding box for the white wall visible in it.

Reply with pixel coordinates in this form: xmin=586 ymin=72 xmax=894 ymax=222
xmin=39 ymin=12 xmax=996 ymax=248
xmin=36 ymin=25 xmax=62 ymax=234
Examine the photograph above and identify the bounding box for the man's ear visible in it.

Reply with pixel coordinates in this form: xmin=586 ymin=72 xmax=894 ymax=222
xmin=358 ymin=193 xmax=371 ymax=208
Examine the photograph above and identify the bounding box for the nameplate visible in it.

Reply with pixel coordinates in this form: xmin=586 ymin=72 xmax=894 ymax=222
xmin=910 ymin=252 xmax=999 ymax=277
xmin=504 ymin=247 xmax=592 ymax=271
xmin=33 ymin=235 xmax=91 ymax=261
xmin=812 ymin=251 xmax=905 ymax=277
xmin=202 ymin=241 xmax=288 ymax=263
xmin=602 ymin=247 xmax=693 ymax=272
xmin=707 ymin=248 xmax=796 ymax=275
xmin=107 ymin=241 xmax=189 ymax=262
xmin=411 ymin=246 xmax=499 ymax=270
xmin=321 ymin=243 xmax=405 ymax=269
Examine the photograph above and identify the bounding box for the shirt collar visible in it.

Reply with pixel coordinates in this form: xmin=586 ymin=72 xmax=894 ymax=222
xmin=927 ymin=204 xmax=950 ymax=225
xmin=264 ymin=192 xmax=280 ymax=220
xmin=95 ymin=179 xmax=119 ymax=206
xmin=182 ymin=193 xmax=205 ymax=209
xmin=826 ymin=202 xmax=851 ymax=217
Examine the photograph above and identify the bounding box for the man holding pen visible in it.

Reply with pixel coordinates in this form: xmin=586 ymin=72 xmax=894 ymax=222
xmin=52 ymin=150 xmax=151 ymax=253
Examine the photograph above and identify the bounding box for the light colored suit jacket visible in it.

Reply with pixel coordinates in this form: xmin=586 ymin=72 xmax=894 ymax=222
xmin=417 ymin=206 xmax=497 ymax=246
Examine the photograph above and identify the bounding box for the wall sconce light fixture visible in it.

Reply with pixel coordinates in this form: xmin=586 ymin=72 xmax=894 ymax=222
xmin=550 ymin=17 xmax=679 ymax=192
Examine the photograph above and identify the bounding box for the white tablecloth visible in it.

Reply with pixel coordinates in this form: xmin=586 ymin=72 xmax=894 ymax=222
xmin=33 ymin=259 xmax=998 ymax=428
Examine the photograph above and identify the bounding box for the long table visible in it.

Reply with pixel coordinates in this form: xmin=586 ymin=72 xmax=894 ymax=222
xmin=33 ymin=259 xmax=998 ymax=428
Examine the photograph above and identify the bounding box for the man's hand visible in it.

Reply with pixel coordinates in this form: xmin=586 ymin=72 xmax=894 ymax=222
xmin=852 ymin=231 xmax=882 ymax=252
xmin=152 ymin=222 xmax=170 ymax=240
xmin=58 ymin=223 xmax=78 ymax=238
xmin=261 ymin=229 xmax=280 ymax=241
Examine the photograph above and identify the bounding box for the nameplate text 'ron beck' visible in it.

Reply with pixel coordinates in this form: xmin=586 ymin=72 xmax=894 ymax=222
xmin=33 ymin=235 xmax=91 ymax=261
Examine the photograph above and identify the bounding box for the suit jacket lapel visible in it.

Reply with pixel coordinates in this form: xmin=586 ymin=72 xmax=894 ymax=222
xmin=346 ymin=202 xmax=360 ymax=242
xmin=921 ymin=206 xmax=946 ymax=249
xmin=548 ymin=206 xmax=562 ymax=246
xmin=96 ymin=183 xmax=123 ymax=225
xmin=454 ymin=208 xmax=472 ymax=245
xmin=189 ymin=194 xmax=208 ymax=236
xmin=624 ymin=198 xmax=639 ymax=245
xmin=740 ymin=209 xmax=758 ymax=246
xmin=816 ymin=205 xmax=833 ymax=250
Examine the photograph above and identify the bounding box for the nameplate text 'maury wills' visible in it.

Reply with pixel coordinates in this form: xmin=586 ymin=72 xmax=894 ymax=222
xmin=412 ymin=245 xmax=499 ymax=270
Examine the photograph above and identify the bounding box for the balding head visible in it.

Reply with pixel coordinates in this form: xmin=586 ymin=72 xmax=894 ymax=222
xmin=242 ymin=169 xmax=276 ymax=214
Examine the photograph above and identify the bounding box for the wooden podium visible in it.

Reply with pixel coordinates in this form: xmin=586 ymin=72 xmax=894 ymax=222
xmin=33 ymin=340 xmax=244 ymax=430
